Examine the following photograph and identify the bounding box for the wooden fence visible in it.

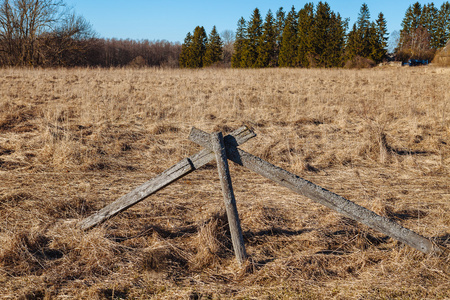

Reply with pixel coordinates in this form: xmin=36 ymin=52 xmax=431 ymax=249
xmin=78 ymin=126 xmax=443 ymax=264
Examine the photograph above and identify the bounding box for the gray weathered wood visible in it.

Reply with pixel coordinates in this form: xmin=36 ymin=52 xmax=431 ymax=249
xmin=189 ymin=127 xmax=441 ymax=255
xmin=211 ymin=132 xmax=247 ymax=264
xmin=78 ymin=126 xmax=256 ymax=230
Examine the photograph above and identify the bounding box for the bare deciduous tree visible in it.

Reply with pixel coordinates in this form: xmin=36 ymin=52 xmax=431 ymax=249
xmin=220 ymin=29 xmax=235 ymax=66
xmin=0 ymin=0 xmax=93 ymax=66
xmin=396 ymin=26 xmax=435 ymax=61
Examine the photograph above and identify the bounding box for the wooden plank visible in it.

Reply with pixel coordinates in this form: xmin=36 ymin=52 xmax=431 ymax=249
xmin=211 ymin=132 xmax=247 ymax=264
xmin=189 ymin=127 xmax=441 ymax=255
xmin=78 ymin=126 xmax=256 ymax=230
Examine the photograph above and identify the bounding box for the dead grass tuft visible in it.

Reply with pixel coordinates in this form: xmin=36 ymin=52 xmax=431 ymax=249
xmin=189 ymin=210 xmax=231 ymax=270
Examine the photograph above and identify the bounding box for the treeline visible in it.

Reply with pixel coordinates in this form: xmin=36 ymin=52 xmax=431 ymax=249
xmin=396 ymin=2 xmax=450 ymax=61
xmin=82 ymin=39 xmax=181 ymax=68
xmin=234 ymin=2 xmax=389 ymax=68
xmin=181 ymin=1 xmax=450 ymax=68
xmin=180 ymin=2 xmax=388 ymax=69
xmin=2 ymin=0 xmax=449 ymax=68
xmin=0 ymin=0 xmax=180 ymax=67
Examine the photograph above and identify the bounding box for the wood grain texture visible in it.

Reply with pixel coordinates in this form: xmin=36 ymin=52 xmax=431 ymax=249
xmin=211 ymin=132 xmax=247 ymax=264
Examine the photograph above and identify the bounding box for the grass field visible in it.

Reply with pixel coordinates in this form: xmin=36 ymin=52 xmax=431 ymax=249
xmin=0 ymin=66 xmax=449 ymax=299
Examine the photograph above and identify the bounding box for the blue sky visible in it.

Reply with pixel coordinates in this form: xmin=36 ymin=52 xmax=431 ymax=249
xmin=65 ymin=1 xmax=448 ymax=43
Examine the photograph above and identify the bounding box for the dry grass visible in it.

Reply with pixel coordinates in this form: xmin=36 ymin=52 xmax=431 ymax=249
xmin=0 ymin=66 xmax=449 ymax=299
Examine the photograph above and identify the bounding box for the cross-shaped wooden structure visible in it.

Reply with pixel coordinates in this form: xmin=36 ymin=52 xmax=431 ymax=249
xmin=78 ymin=126 xmax=442 ymax=264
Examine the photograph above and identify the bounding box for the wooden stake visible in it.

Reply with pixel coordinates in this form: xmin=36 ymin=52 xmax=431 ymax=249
xmin=211 ymin=132 xmax=247 ymax=264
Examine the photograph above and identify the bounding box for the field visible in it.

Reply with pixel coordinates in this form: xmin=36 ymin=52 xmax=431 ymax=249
xmin=0 ymin=66 xmax=449 ymax=299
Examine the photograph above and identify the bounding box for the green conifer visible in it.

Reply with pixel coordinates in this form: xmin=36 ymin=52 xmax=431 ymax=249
xmin=179 ymin=32 xmax=192 ymax=68
xmin=241 ymin=8 xmax=262 ymax=67
xmin=346 ymin=3 xmax=386 ymax=63
xmin=297 ymin=3 xmax=314 ymax=67
xmin=326 ymin=12 xmax=347 ymax=67
xmin=256 ymin=9 xmax=277 ymax=67
xmin=312 ymin=2 xmax=331 ymax=66
xmin=231 ymin=17 xmax=247 ymax=68
xmin=422 ymin=3 xmax=439 ymax=48
xmin=312 ymin=2 xmax=346 ymax=67
xmin=357 ymin=3 xmax=372 ymax=58
xmin=204 ymin=26 xmax=223 ymax=67
xmin=372 ymin=12 xmax=388 ymax=62
xmin=437 ymin=2 xmax=450 ymax=47
xmin=189 ymin=26 xmax=207 ymax=68
xmin=278 ymin=6 xmax=298 ymax=67
xmin=345 ymin=23 xmax=359 ymax=60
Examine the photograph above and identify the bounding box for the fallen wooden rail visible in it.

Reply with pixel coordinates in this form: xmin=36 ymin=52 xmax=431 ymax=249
xmin=189 ymin=127 xmax=441 ymax=255
xmin=78 ymin=126 xmax=255 ymax=230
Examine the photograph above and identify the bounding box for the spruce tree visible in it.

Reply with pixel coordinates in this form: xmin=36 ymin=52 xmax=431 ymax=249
xmin=179 ymin=32 xmax=192 ymax=68
xmin=312 ymin=2 xmax=331 ymax=67
xmin=372 ymin=12 xmax=388 ymax=62
xmin=256 ymin=9 xmax=277 ymax=67
xmin=422 ymin=3 xmax=439 ymax=48
xmin=231 ymin=17 xmax=247 ymax=68
xmin=297 ymin=3 xmax=314 ymax=67
xmin=278 ymin=6 xmax=298 ymax=67
xmin=204 ymin=26 xmax=223 ymax=67
xmin=312 ymin=2 xmax=346 ymax=67
xmin=357 ymin=3 xmax=372 ymax=58
xmin=326 ymin=12 xmax=347 ymax=67
xmin=345 ymin=23 xmax=359 ymax=60
xmin=241 ymin=8 xmax=262 ymax=67
xmin=437 ymin=2 xmax=450 ymax=47
xmin=190 ymin=26 xmax=208 ymax=68
xmin=346 ymin=3 xmax=387 ymax=63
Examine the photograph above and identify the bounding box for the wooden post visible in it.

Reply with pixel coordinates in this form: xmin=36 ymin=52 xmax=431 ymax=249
xmin=78 ymin=126 xmax=256 ymax=230
xmin=189 ymin=127 xmax=441 ymax=255
xmin=211 ymin=132 xmax=247 ymax=264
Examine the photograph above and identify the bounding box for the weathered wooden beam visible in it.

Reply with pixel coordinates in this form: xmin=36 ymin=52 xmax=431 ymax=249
xmin=189 ymin=127 xmax=441 ymax=255
xmin=211 ymin=132 xmax=247 ymax=264
xmin=78 ymin=126 xmax=256 ymax=230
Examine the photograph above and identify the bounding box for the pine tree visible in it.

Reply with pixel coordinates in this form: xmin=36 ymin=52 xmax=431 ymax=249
xmin=345 ymin=23 xmax=359 ymax=60
xmin=310 ymin=2 xmax=347 ymax=67
xmin=189 ymin=26 xmax=207 ymax=68
xmin=312 ymin=2 xmax=331 ymax=67
xmin=371 ymin=12 xmax=388 ymax=62
xmin=326 ymin=12 xmax=347 ymax=67
xmin=256 ymin=10 xmax=277 ymax=67
xmin=231 ymin=17 xmax=247 ymax=68
xmin=204 ymin=26 xmax=223 ymax=67
xmin=357 ymin=3 xmax=372 ymax=58
xmin=179 ymin=32 xmax=192 ymax=68
xmin=437 ymin=2 xmax=450 ymax=48
xmin=346 ymin=3 xmax=387 ymax=63
xmin=297 ymin=3 xmax=314 ymax=67
xmin=278 ymin=6 xmax=298 ymax=67
xmin=422 ymin=3 xmax=439 ymax=48
xmin=241 ymin=8 xmax=262 ymax=67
